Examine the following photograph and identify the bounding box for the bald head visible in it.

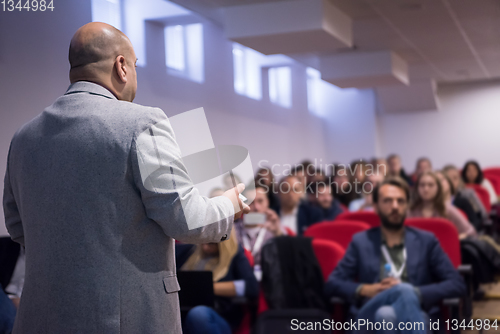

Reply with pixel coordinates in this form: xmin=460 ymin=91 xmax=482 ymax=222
xmin=69 ymin=22 xmax=138 ymax=102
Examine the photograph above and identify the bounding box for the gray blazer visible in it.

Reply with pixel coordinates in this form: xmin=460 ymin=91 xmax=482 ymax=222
xmin=3 ymin=81 xmax=234 ymax=333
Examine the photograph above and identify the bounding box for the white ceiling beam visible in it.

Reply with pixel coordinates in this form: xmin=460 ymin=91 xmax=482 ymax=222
xmin=223 ymin=0 xmax=352 ymax=55
xmin=320 ymin=50 xmax=409 ymax=88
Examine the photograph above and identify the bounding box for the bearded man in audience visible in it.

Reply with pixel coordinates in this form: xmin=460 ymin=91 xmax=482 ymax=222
xmin=326 ymin=177 xmax=465 ymax=334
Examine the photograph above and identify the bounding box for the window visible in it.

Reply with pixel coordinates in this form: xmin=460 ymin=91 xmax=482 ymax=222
xmin=232 ymin=43 xmax=262 ymax=100
xmin=269 ymin=67 xmax=292 ymax=108
xmin=91 ymin=0 xmax=122 ymax=31
xmin=307 ymin=67 xmax=322 ymax=116
xmin=164 ymin=23 xmax=204 ymax=83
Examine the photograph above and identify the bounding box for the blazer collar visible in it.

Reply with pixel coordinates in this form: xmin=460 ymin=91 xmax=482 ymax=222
xmin=65 ymin=81 xmax=117 ymax=100
xmin=404 ymin=227 xmax=421 ymax=284
xmin=369 ymin=227 xmax=419 ymax=283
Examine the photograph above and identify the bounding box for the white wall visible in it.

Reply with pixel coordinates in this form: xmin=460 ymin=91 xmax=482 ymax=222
xmin=320 ymin=85 xmax=379 ymax=165
xmin=378 ymin=80 xmax=500 ymax=172
xmin=0 ymin=1 xmax=328 ymax=236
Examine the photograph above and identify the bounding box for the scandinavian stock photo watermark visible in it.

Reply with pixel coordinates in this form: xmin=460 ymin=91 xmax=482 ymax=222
xmin=255 ymin=159 xmax=388 ymax=197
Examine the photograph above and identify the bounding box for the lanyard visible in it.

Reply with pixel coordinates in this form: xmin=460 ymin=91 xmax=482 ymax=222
xmin=243 ymin=227 xmax=267 ymax=256
xmin=381 ymin=245 xmax=407 ymax=279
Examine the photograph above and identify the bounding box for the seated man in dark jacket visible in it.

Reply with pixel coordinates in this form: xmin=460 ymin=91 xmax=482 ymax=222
xmin=325 ymin=178 xmax=466 ymax=334
xmin=278 ymin=175 xmax=324 ymax=235
xmin=307 ymin=180 xmax=343 ymax=221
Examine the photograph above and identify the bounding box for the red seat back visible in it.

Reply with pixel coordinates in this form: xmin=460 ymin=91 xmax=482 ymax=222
xmin=405 ymin=217 xmax=461 ymax=268
xmin=485 ymin=175 xmax=500 ymax=196
xmin=336 ymin=211 xmax=381 ymax=227
xmin=311 ymin=239 xmax=346 ymax=281
xmin=484 ymin=168 xmax=500 ymax=179
xmin=466 ymin=184 xmax=492 ymax=212
xmin=304 ymin=220 xmax=370 ymax=250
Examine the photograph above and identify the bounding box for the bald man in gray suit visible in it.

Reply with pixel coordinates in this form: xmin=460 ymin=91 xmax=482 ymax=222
xmin=3 ymin=22 xmax=249 ymax=334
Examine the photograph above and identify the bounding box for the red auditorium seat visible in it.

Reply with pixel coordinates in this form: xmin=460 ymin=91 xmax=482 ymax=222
xmin=304 ymin=220 xmax=370 ymax=250
xmin=484 ymin=168 xmax=500 ymax=179
xmin=485 ymin=174 xmax=500 ymax=196
xmin=335 ymin=211 xmax=380 ymax=228
xmin=311 ymin=239 xmax=345 ymax=280
xmin=466 ymin=184 xmax=492 ymax=213
xmin=405 ymin=218 xmax=461 ymax=268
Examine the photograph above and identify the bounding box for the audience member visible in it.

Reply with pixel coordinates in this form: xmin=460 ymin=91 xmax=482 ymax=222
xmin=0 ymin=237 xmax=23 ymax=334
xmin=436 ymin=171 xmax=482 ymax=230
xmin=348 ymin=172 xmax=385 ymax=212
xmin=234 ymin=185 xmax=284 ymax=265
xmin=0 ymin=237 xmax=24 ymax=309
xmin=308 ymin=168 xmax=327 ymax=186
xmin=177 ymin=231 xmax=259 ymax=334
xmin=278 ymin=175 xmax=323 ymax=235
xmin=409 ymin=172 xmax=477 ymax=239
xmin=332 ymin=165 xmax=360 ymax=208
xmin=412 ymin=157 xmax=432 ymax=183
xmin=325 ymin=177 xmax=466 ymax=334
xmin=370 ymin=157 xmax=388 ymax=180
xmin=443 ymin=165 xmax=488 ymax=226
xmin=350 ymin=160 xmax=367 ymax=185
xmin=254 ymin=167 xmax=281 ymax=213
xmin=387 ymin=154 xmax=413 ymax=186
xmin=462 ymin=160 xmax=498 ymax=205
xmin=307 ymin=180 xmax=343 ymax=221
xmin=290 ymin=161 xmax=314 ymax=197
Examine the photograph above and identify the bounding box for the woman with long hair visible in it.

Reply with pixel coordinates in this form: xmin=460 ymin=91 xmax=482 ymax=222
xmin=177 ymin=231 xmax=259 ymax=334
xmin=435 ymin=171 xmax=481 ymax=230
xmin=408 ymin=171 xmax=476 ymax=239
xmin=462 ymin=160 xmax=498 ymax=205
xmin=443 ymin=165 xmax=488 ymax=227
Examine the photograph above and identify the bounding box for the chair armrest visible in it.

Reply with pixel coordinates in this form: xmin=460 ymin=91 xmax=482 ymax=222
xmin=330 ymin=296 xmax=345 ymax=305
xmin=442 ymin=297 xmax=462 ymax=334
xmin=458 ymin=264 xmax=472 ymax=275
xmin=442 ymin=298 xmax=460 ymax=306
xmin=231 ymin=296 xmax=248 ymax=305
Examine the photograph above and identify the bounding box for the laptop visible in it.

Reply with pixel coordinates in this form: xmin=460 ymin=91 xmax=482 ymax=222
xmin=177 ymin=271 xmax=215 ymax=311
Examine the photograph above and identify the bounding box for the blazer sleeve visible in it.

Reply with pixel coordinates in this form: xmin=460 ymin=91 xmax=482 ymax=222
xmin=130 ymin=108 xmax=234 ymax=244
xmin=416 ymin=235 xmax=466 ymax=310
xmin=324 ymin=237 xmax=362 ymax=302
xmin=3 ymin=141 xmax=24 ymax=246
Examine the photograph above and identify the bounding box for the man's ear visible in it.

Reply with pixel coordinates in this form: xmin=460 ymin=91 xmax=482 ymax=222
xmin=114 ymin=55 xmax=128 ymax=83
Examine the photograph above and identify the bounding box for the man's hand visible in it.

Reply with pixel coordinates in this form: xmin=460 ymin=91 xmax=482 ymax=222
xmin=359 ymin=279 xmax=400 ymax=298
xmin=380 ymin=277 xmax=400 ymax=289
xmin=264 ymin=209 xmax=282 ymax=236
xmin=359 ymin=283 xmax=386 ymax=298
xmin=359 ymin=278 xmax=400 ymax=298
xmin=223 ymin=183 xmax=250 ymax=220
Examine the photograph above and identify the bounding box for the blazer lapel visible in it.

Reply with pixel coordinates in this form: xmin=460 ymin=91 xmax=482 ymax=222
xmin=405 ymin=228 xmax=421 ymax=284
xmin=367 ymin=228 xmax=382 ymax=283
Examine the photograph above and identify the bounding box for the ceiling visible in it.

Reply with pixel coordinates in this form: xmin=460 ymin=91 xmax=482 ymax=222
xmin=171 ymin=0 xmax=500 ymax=85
